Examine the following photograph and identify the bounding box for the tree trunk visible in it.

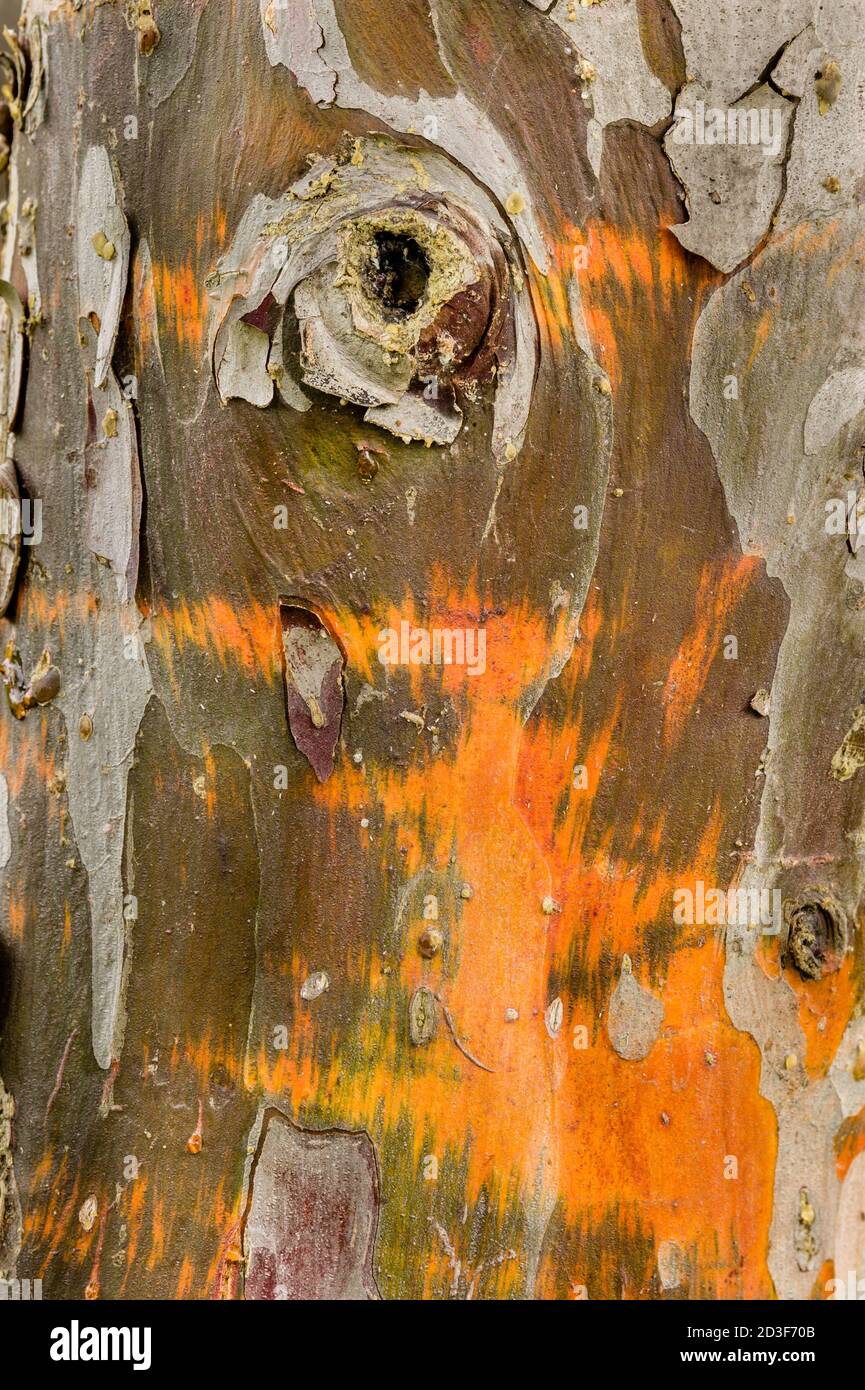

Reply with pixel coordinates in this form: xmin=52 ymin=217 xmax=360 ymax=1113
xmin=1 ymin=0 xmax=864 ymax=1302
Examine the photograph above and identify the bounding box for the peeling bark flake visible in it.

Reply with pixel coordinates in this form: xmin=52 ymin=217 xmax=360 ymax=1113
xmin=56 ymin=569 xmax=152 ymax=1071
xmin=545 ymin=0 xmax=671 ymax=172
xmin=244 ymin=1110 xmax=380 ymax=1300
xmin=259 ymin=0 xmax=335 ymax=107
xmin=0 ymin=455 xmax=21 ymax=619
xmin=0 ymin=278 xmax=25 ymax=442
xmin=216 ymin=320 xmax=274 ymax=409
xmin=76 ymin=147 xmax=131 ymax=390
xmin=607 ymin=954 xmax=664 ymax=1061
xmin=409 ymin=985 xmax=437 ymax=1046
xmin=0 ymin=772 xmax=10 ymax=869
xmin=0 ymin=1077 xmax=20 ymax=1279
xmin=80 ymin=321 xmax=143 ymax=601
xmin=279 ymin=603 xmax=344 ymax=783
xmin=665 ymin=84 xmax=794 ymax=273
xmin=1 ymin=642 xmax=60 ymax=719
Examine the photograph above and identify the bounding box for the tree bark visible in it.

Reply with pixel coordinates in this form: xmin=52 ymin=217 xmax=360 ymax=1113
xmin=0 ymin=0 xmax=864 ymax=1301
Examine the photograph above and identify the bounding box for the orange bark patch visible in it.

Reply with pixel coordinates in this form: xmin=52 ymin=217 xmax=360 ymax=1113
xmin=662 ymin=555 xmax=760 ymax=745
xmin=153 ymin=258 xmax=207 ymax=354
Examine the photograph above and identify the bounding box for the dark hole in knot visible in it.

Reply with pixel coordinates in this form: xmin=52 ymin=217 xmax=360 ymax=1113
xmin=365 ymin=231 xmax=430 ymax=318
xmin=783 ymin=893 xmax=847 ymax=981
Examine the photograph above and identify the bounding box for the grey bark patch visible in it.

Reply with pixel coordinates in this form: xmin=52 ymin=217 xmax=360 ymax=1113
xmin=831 ymin=705 xmax=865 ymax=782
xmin=607 ymin=955 xmax=664 ymax=1060
xmin=804 ymin=367 xmax=865 ymax=455
xmin=22 ymin=17 xmax=47 ymax=135
xmin=409 ymin=985 xmax=437 ymax=1045
xmin=0 ymin=455 xmax=21 ymax=619
xmin=546 ymin=0 xmax=671 ymax=158
xmin=140 ymin=0 xmax=206 ymax=105
xmin=726 ymin=903 xmax=841 ymax=1297
xmin=0 ymin=772 xmax=10 ymax=869
xmin=243 ymin=1109 xmax=380 ymax=1300
xmin=835 ymin=1150 xmax=865 ymax=1295
xmin=216 ymin=320 xmax=274 ymax=408
xmin=829 ymin=1021 xmax=865 ymax=1120
xmin=545 ymin=996 xmax=564 ymax=1038
xmin=771 ymin=25 xmax=819 ymax=99
xmin=56 ymin=567 xmax=152 ymax=1070
xmin=294 ymin=267 xmax=412 ymax=407
xmin=76 ymin=146 xmax=130 ymax=389
xmin=657 ymin=1238 xmax=685 ymax=1290
xmin=0 ymin=274 xmax=25 ymax=617
xmin=690 ymin=201 xmax=865 ymax=1298
xmin=665 ymin=84 xmax=794 ymax=272
xmin=670 ymin=4 xmax=865 ymax=234
xmin=0 ymin=279 xmax=25 ymax=444
xmin=365 ymin=387 xmax=463 ymax=446
xmin=80 ymin=322 xmax=143 ymax=601
xmin=279 ymin=602 xmax=344 ymax=782
xmin=671 ymin=0 xmax=812 ymax=105
xmin=300 ymin=970 xmax=330 ymax=1001
xmin=259 ymin=0 xmax=335 ymax=107
xmin=772 ymin=19 xmax=865 ymax=232
xmin=689 ymin=205 xmax=865 ymax=568
xmin=0 ymin=1076 xmax=21 ymax=1279
xmin=2 ymin=19 xmax=47 ymax=136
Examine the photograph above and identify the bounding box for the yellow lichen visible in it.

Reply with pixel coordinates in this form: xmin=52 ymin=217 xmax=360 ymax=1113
xmin=91 ymin=231 xmax=116 ymax=261
xmin=815 ymin=60 xmax=842 ymax=115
